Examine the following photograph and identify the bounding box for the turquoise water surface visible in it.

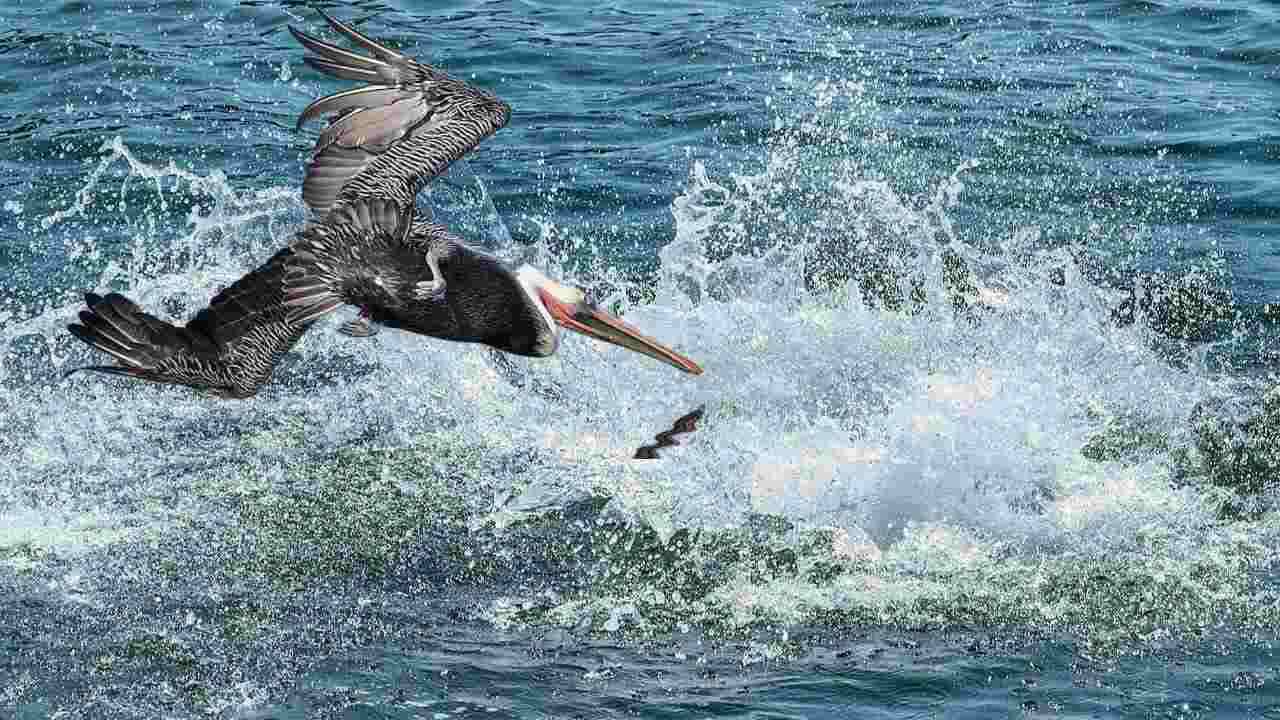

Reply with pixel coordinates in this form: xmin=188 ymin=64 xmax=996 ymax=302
xmin=3 ymin=1 xmax=1280 ymax=717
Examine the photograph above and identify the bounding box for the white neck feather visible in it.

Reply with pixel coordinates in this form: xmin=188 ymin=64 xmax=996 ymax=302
xmin=515 ymin=265 xmax=559 ymax=348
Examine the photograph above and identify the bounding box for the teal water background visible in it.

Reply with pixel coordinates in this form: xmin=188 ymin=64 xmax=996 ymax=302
xmin=3 ymin=1 xmax=1280 ymax=717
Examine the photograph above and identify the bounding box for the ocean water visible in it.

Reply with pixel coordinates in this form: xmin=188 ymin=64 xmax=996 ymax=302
xmin=3 ymin=0 xmax=1280 ymax=717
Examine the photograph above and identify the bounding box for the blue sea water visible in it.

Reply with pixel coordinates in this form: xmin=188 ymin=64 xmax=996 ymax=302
xmin=3 ymin=1 xmax=1280 ymax=717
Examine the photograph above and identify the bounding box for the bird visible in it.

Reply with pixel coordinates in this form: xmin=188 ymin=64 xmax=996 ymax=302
xmin=65 ymin=9 xmax=702 ymax=398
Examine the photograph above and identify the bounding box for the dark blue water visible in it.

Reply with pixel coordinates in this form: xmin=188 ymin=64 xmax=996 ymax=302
xmin=3 ymin=1 xmax=1280 ymax=717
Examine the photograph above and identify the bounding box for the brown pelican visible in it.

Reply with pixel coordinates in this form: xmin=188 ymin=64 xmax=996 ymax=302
xmin=65 ymin=10 xmax=702 ymax=398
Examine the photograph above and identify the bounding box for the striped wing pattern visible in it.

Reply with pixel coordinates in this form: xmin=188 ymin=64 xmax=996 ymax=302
xmin=290 ymin=10 xmax=512 ymax=220
xmin=65 ymin=249 xmax=310 ymax=398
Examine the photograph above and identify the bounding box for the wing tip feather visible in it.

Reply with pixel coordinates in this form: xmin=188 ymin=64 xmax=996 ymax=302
xmin=316 ymin=8 xmax=406 ymax=62
xmin=291 ymin=8 xmax=512 ymax=217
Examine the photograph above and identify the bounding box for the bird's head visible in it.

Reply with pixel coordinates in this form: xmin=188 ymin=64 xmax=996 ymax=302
xmin=515 ymin=265 xmax=703 ymax=375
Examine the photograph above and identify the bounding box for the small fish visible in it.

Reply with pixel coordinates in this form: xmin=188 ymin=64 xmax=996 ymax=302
xmin=634 ymin=405 xmax=705 ymax=459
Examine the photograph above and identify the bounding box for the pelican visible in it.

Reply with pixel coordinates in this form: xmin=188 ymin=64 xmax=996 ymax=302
xmin=66 ymin=10 xmax=702 ymax=398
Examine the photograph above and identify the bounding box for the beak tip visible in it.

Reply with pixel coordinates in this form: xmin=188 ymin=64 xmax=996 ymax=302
xmin=563 ymin=300 xmax=707 ymax=378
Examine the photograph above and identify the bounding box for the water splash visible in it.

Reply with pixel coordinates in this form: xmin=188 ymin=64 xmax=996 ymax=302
xmin=2 ymin=56 xmax=1278 ymax=720
xmin=477 ymin=71 xmax=1279 ymax=644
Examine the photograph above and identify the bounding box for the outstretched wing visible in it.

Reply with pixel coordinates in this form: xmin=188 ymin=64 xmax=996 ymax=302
xmin=289 ymin=10 xmax=512 ymax=220
xmin=66 ymin=248 xmax=312 ymax=398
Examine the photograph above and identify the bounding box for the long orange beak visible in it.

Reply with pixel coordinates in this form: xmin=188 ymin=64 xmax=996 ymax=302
xmin=541 ymin=293 xmax=703 ymax=375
